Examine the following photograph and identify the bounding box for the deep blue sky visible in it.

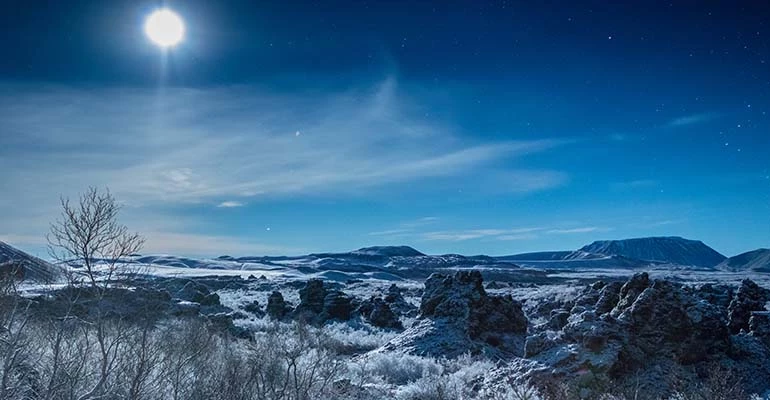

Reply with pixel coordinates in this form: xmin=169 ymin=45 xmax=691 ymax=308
xmin=1 ymin=0 xmax=768 ymax=257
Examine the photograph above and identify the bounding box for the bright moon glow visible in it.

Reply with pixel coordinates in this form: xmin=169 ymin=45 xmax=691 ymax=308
xmin=144 ymin=9 xmax=184 ymax=48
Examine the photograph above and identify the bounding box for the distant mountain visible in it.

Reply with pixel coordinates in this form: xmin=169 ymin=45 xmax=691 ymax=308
xmin=716 ymin=249 xmax=770 ymax=272
xmin=0 ymin=241 xmax=60 ymax=282
xmin=570 ymin=236 xmax=726 ymax=267
xmin=351 ymin=246 xmax=426 ymax=257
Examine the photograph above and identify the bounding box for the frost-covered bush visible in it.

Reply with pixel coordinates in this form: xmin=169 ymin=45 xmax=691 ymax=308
xmin=349 ymin=351 xmax=495 ymax=398
xmin=477 ymin=384 xmax=545 ymax=400
xmin=356 ymin=353 xmax=444 ymax=385
xmin=323 ymin=319 xmax=401 ymax=353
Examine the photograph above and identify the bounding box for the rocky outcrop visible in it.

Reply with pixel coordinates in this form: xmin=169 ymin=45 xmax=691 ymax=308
xmin=281 ymin=280 xmax=360 ymax=324
xmin=378 ymin=270 xmax=528 ymax=358
xmin=521 ymin=274 xmax=770 ymax=398
xmin=358 ymin=296 xmax=403 ymax=329
xmin=295 ymin=279 xmax=326 ymax=317
xmin=321 ymin=290 xmax=353 ymax=321
xmin=266 ymin=291 xmax=292 ymax=320
xmin=420 ymin=270 xmax=527 ymax=336
xmin=383 ymin=284 xmax=418 ymax=317
xmin=728 ymin=279 xmax=770 ymax=334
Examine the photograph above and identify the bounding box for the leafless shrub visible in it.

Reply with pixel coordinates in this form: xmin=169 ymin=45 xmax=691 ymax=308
xmin=47 ymin=187 xmax=144 ymax=290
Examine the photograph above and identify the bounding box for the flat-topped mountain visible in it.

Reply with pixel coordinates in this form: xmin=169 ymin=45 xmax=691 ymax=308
xmin=570 ymin=236 xmax=726 ymax=267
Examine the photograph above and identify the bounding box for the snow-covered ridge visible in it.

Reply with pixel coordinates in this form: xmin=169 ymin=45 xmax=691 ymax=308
xmin=0 ymin=240 xmax=60 ymax=282
xmin=717 ymin=248 xmax=770 ymax=272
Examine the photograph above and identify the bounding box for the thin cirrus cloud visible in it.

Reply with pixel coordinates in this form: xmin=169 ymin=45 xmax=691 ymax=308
xmin=667 ymin=112 xmax=720 ymax=127
xmin=0 ymin=79 xmax=567 ymax=205
xmin=217 ymin=201 xmax=245 ymax=208
xmin=546 ymin=226 xmax=611 ymax=234
xmin=0 ymin=78 xmax=568 ymax=254
xmin=419 ymin=228 xmax=543 ymax=242
xmin=367 ymin=226 xmax=612 ymax=242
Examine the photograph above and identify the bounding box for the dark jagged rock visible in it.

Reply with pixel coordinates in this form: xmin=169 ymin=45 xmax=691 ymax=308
xmin=295 ymin=279 xmax=327 ymax=317
xmin=266 ymin=291 xmax=291 ymax=320
xmin=379 ymin=270 xmax=528 ymax=358
xmin=728 ymin=279 xmax=770 ymax=334
xmin=384 ymin=283 xmax=403 ymax=303
xmin=615 ymin=279 xmax=729 ymax=365
xmin=610 ymin=272 xmax=649 ymax=317
xmin=359 ymin=296 xmax=403 ymax=329
xmin=695 ymin=283 xmax=733 ymax=308
xmin=594 ymin=281 xmax=622 ymax=315
xmin=547 ymin=309 xmax=570 ymax=330
xmin=383 ymin=284 xmax=417 ymax=317
xmin=420 ymin=270 xmax=527 ymax=337
xmin=321 ymin=290 xmax=353 ymax=321
xmin=199 ymin=292 xmax=220 ymax=306
xmin=749 ymin=312 xmax=770 ymax=339
xmin=520 ymin=274 xmax=770 ymax=399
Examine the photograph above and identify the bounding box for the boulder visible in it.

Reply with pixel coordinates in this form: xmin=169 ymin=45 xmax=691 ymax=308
xmin=321 ymin=290 xmax=353 ymax=321
xmin=728 ymin=279 xmax=770 ymax=334
xmin=266 ymin=291 xmax=292 ymax=320
xmin=379 ymin=270 xmax=527 ymax=358
xmin=384 ymin=284 xmax=418 ymax=317
xmin=294 ymin=279 xmax=327 ymax=317
xmin=359 ymin=296 xmax=403 ymax=329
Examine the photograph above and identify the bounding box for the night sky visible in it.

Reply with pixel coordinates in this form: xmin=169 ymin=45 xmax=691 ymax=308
xmin=1 ymin=0 xmax=769 ymax=257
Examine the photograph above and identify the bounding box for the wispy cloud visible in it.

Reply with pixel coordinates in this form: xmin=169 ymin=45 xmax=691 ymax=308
xmin=217 ymin=201 xmax=245 ymax=208
xmin=0 ymin=79 xmax=568 ymax=255
xmin=546 ymin=226 xmax=611 ymax=234
xmin=370 ymin=223 xmax=611 ymax=242
xmin=368 ymin=229 xmax=413 ymax=237
xmin=631 ymin=218 xmax=686 ymax=228
xmin=0 ymin=80 xmax=566 ymax=204
xmin=667 ymin=113 xmax=720 ymax=127
xmin=400 ymin=217 xmax=440 ymax=228
xmin=420 ymin=228 xmax=542 ymax=242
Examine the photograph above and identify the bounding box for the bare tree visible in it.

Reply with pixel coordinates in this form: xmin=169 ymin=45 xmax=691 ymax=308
xmin=47 ymin=187 xmax=144 ymax=289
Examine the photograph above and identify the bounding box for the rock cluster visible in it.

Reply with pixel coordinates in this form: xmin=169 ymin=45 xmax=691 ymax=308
xmin=421 ymin=270 xmax=527 ymax=338
xmin=379 ymin=270 xmax=528 ymax=357
xmin=521 ymin=273 xmax=770 ymax=398
xmin=265 ymin=280 xmax=409 ymax=327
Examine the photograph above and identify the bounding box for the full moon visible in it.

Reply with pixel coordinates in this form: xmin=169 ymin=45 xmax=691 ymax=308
xmin=144 ymin=9 xmax=184 ymax=48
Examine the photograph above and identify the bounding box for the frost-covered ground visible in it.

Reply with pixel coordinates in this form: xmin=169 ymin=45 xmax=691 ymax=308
xmin=12 ymin=247 xmax=770 ymax=400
